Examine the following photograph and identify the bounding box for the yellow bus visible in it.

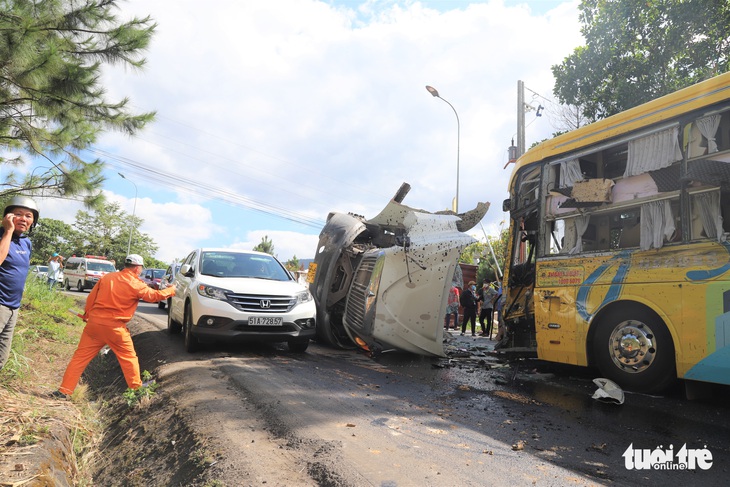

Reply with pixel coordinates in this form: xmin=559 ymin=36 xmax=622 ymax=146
xmin=502 ymin=71 xmax=730 ymax=393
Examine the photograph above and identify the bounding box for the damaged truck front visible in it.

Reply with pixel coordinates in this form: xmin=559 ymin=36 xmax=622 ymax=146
xmin=309 ymin=183 xmax=489 ymax=356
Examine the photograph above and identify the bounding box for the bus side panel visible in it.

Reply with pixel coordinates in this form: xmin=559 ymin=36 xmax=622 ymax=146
xmin=536 ymin=242 xmax=730 ymax=385
xmin=682 ymin=269 xmax=730 ymax=385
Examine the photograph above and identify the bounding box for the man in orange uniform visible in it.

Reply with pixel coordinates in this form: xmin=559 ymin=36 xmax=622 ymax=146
xmin=54 ymin=254 xmax=175 ymax=397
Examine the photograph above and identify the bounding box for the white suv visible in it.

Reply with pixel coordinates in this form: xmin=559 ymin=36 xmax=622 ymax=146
xmin=168 ymin=248 xmax=316 ymax=352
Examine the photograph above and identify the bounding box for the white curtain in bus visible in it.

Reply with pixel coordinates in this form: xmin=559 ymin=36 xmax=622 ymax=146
xmin=559 ymin=159 xmax=583 ymax=188
xmin=624 ymin=127 xmax=682 ymax=177
xmin=640 ymin=200 xmax=676 ymax=250
xmin=694 ymin=192 xmax=725 ymax=242
xmin=696 ymin=114 xmax=721 ymax=153
xmin=568 ymin=214 xmax=590 ymax=254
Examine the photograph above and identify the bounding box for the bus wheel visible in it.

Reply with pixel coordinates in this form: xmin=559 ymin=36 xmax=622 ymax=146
xmin=593 ymin=307 xmax=676 ymax=393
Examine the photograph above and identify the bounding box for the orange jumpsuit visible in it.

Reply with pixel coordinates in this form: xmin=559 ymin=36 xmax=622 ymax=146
xmin=59 ymin=267 xmax=175 ymax=394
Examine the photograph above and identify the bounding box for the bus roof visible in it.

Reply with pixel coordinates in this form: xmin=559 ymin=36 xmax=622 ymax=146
xmin=509 ymin=71 xmax=730 ymax=187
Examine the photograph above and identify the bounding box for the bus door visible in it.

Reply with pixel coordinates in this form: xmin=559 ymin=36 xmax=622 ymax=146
xmin=534 ymin=259 xmax=584 ymax=366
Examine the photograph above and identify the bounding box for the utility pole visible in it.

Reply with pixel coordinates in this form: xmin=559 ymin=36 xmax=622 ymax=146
xmin=517 ymin=80 xmax=525 ymax=158
xmin=516 ymin=80 xmax=545 ymax=159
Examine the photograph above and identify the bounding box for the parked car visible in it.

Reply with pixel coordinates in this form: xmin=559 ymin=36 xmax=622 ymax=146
xmin=167 ymin=249 xmax=316 ymax=353
xmin=157 ymin=263 xmax=181 ymax=309
xmin=29 ymin=265 xmax=48 ymax=280
xmin=141 ymin=268 xmax=166 ymax=290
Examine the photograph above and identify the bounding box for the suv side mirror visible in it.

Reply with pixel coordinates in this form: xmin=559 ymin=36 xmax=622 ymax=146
xmin=180 ymin=264 xmax=194 ymax=277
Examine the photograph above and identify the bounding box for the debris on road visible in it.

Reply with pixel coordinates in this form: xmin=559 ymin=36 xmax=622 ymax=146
xmin=591 ymin=378 xmax=625 ymax=405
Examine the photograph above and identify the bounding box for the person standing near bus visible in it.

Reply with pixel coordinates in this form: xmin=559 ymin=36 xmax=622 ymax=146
xmin=444 ymin=283 xmax=460 ymax=330
xmin=478 ymin=282 xmax=498 ymax=338
xmin=52 ymin=254 xmax=175 ymax=398
xmin=494 ymin=282 xmax=505 ymax=343
xmin=0 ymin=196 xmax=38 ymax=370
xmin=460 ymin=281 xmax=478 ymax=337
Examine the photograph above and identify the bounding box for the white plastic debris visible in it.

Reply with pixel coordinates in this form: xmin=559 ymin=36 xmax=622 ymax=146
xmin=591 ymin=378 xmax=624 ymax=405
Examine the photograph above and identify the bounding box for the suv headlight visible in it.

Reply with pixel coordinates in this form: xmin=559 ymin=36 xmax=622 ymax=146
xmin=296 ymin=290 xmax=313 ymax=304
xmin=197 ymin=284 xmax=228 ymax=301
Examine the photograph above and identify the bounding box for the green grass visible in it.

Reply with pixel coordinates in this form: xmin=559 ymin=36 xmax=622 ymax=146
xmin=0 ymin=277 xmax=85 ymax=386
xmin=122 ymin=370 xmax=159 ymax=407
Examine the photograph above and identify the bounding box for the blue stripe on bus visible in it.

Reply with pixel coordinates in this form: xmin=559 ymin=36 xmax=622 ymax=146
xmin=683 ymin=346 xmax=730 ymax=385
xmin=576 ymin=251 xmax=631 ymax=321
xmin=686 ymin=241 xmax=730 ymax=281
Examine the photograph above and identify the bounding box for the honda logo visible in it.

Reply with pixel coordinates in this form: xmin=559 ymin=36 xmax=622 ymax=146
xmin=260 ymin=300 xmax=271 ymax=309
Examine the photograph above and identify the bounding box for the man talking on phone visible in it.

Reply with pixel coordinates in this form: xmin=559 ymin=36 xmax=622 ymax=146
xmin=0 ymin=196 xmax=38 ymax=370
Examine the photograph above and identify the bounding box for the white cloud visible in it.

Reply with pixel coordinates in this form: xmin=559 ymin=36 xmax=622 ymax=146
xmin=31 ymin=0 xmax=585 ymax=263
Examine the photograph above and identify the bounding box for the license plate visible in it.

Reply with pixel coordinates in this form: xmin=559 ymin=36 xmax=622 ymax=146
xmin=249 ymin=316 xmax=283 ymax=326
xmin=306 ymin=262 xmax=317 ymax=283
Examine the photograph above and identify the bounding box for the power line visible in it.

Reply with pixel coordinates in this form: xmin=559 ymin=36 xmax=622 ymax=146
xmin=85 ymin=147 xmax=326 ymax=229
xmin=146 ymin=113 xmax=394 ymax=202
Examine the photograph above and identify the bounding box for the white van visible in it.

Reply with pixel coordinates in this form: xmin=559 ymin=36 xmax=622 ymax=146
xmin=63 ymin=255 xmax=117 ymax=291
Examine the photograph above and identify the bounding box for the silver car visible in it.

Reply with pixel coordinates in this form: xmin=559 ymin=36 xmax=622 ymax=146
xmin=29 ymin=265 xmax=48 ymax=280
xmin=168 ymin=248 xmax=316 ymax=353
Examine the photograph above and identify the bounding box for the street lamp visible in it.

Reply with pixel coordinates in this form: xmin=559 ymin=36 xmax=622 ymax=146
xmin=426 ymin=85 xmax=460 ymax=213
xmin=118 ymin=172 xmax=137 ymax=256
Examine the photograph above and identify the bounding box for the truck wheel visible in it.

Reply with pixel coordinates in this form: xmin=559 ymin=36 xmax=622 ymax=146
xmin=592 ymin=306 xmax=675 ymax=393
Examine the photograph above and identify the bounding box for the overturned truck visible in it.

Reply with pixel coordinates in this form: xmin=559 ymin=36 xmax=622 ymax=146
xmin=308 ymin=183 xmax=489 ymax=356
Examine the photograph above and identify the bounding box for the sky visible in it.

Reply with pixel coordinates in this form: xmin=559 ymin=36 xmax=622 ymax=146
xmin=31 ymin=0 xmax=585 ymax=265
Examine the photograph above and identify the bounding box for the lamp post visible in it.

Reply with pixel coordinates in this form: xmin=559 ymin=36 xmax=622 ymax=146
xmin=426 ymin=85 xmax=460 ymax=213
xmin=118 ymin=172 xmax=137 ymax=256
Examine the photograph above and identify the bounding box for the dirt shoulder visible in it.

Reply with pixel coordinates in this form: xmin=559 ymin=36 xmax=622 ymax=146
xmin=1 ymin=312 xmax=215 ymax=486
xmin=1 ymin=306 xmax=346 ymax=487
xmin=105 ymin=315 xmax=324 ymax=487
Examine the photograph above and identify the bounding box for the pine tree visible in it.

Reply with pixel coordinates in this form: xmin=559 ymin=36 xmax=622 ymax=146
xmin=253 ymin=235 xmax=275 ymax=255
xmin=0 ymin=0 xmax=156 ymax=203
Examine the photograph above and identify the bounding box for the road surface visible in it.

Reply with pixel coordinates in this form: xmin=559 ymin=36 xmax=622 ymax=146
xmin=129 ymin=301 xmax=729 ymax=486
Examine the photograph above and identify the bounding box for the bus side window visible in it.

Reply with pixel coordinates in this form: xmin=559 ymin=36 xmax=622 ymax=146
xmin=692 ymin=189 xmax=730 ymax=240
xmin=549 ymin=220 xmax=564 ymax=254
xmin=618 ymin=211 xmax=641 ymax=248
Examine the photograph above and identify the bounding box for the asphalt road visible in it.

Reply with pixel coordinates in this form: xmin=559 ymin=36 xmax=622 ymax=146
xmin=131 ymin=300 xmax=730 ymax=487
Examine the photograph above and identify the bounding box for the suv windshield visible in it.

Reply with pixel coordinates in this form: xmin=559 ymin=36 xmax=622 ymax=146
xmin=200 ymin=252 xmax=291 ymax=281
xmin=152 ymin=269 xmax=165 ymax=279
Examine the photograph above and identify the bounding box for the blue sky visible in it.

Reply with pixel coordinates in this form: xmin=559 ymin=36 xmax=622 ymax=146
xmin=31 ymin=0 xmax=583 ymax=264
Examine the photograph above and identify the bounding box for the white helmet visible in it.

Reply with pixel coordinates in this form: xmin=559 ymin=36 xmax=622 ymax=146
xmin=3 ymin=195 xmax=40 ymax=231
xmin=125 ymin=254 xmax=144 ymax=266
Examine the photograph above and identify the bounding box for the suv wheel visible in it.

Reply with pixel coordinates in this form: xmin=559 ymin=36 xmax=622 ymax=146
xmin=183 ymin=303 xmax=199 ymax=353
xmin=167 ymin=305 xmax=182 ymax=334
xmin=288 ymin=339 xmax=310 ymax=353
xmin=76 ymin=280 xmax=84 ymax=292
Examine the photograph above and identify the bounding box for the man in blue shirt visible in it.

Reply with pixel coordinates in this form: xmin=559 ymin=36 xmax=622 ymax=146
xmin=0 ymin=196 xmax=38 ymax=370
